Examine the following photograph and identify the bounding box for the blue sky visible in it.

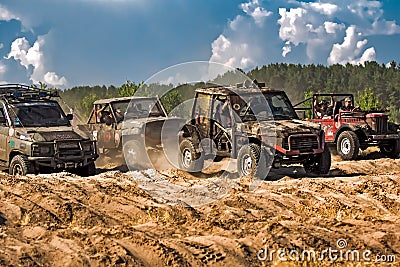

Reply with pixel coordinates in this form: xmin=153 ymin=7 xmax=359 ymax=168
xmin=0 ymin=0 xmax=400 ymax=88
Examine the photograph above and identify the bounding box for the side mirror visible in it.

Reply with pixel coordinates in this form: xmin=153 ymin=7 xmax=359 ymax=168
xmin=66 ymin=114 xmax=73 ymax=120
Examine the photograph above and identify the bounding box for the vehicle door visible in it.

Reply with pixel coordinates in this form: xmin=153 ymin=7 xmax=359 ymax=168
xmin=193 ymin=93 xmax=213 ymax=140
xmin=0 ymin=105 xmax=10 ymax=162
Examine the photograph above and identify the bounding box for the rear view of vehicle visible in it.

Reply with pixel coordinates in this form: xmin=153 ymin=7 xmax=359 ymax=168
xmin=0 ymin=84 xmax=98 ymax=176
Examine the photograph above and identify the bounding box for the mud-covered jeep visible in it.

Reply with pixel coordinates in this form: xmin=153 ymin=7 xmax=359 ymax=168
xmin=178 ymin=82 xmax=331 ymax=178
xmin=0 ymin=84 xmax=98 ymax=176
xmin=82 ymin=96 xmax=181 ymax=169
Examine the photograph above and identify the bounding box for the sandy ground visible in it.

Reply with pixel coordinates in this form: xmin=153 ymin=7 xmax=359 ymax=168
xmin=1 ymin=151 xmax=400 ymax=266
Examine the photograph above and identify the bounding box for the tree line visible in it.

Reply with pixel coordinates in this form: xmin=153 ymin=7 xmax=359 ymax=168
xmin=57 ymin=61 xmax=400 ymax=123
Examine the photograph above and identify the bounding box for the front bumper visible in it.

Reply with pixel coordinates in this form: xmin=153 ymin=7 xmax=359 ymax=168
xmin=369 ymin=134 xmax=400 ymax=140
xmin=29 ymin=139 xmax=98 ymax=169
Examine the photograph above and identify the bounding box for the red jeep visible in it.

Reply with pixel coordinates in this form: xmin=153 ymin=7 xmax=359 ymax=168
xmin=294 ymin=93 xmax=400 ymax=160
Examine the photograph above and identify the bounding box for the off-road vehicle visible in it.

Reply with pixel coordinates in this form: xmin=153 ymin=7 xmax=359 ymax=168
xmin=294 ymin=93 xmax=400 ymax=160
xmin=0 ymin=84 xmax=98 ymax=176
xmin=81 ymin=96 xmax=181 ymax=168
xmin=178 ymin=82 xmax=331 ymax=178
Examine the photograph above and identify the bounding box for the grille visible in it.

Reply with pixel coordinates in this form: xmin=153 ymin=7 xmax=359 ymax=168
xmin=374 ymin=117 xmax=388 ymax=134
xmin=283 ymin=134 xmax=319 ymax=152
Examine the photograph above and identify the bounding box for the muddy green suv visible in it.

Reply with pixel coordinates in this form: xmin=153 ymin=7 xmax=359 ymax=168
xmin=0 ymin=84 xmax=98 ymax=176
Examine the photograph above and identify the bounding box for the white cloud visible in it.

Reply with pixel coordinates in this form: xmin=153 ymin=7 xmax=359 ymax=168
xmin=210 ymin=34 xmax=255 ymax=69
xmin=328 ymin=25 xmax=375 ymax=65
xmin=278 ymin=6 xmax=345 ymax=59
xmin=0 ymin=4 xmax=19 ymax=21
xmin=240 ymin=0 xmax=272 ymax=27
xmin=0 ymin=43 xmax=3 ymax=49
xmin=211 ymin=0 xmax=399 ymax=68
xmin=44 ymin=72 xmax=67 ymax=86
xmin=6 ymin=36 xmax=67 ymax=86
xmin=324 ymin=21 xmax=345 ymax=34
xmin=305 ymin=2 xmax=338 ymax=16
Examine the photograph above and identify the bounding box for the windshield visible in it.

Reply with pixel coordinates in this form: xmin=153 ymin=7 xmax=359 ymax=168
xmin=230 ymin=92 xmax=298 ymax=121
xmin=9 ymin=102 xmax=70 ymax=127
xmin=125 ymin=99 xmax=165 ymax=119
xmin=263 ymin=93 xmax=298 ymax=120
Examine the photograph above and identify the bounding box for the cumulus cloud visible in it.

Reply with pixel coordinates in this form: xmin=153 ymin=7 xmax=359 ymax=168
xmin=0 ymin=4 xmax=19 ymax=21
xmin=328 ymin=26 xmax=375 ymax=65
xmin=210 ymin=34 xmax=255 ymax=69
xmin=211 ymin=0 xmax=399 ymax=68
xmin=240 ymin=0 xmax=272 ymax=27
xmin=6 ymin=36 xmax=67 ymax=86
xmin=44 ymin=72 xmax=67 ymax=86
xmin=209 ymin=0 xmax=274 ymax=70
xmin=278 ymin=6 xmax=345 ymax=59
xmin=303 ymin=2 xmax=338 ymax=16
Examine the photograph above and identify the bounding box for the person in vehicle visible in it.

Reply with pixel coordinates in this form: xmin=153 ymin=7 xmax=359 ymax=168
xmin=341 ymin=97 xmax=355 ymax=111
xmin=314 ymin=96 xmax=333 ymax=118
xmin=114 ymin=108 xmax=124 ymax=122
xmin=216 ymin=98 xmax=231 ymax=127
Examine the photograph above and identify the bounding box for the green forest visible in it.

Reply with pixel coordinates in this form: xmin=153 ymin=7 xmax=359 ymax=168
xmin=57 ymin=61 xmax=400 ymax=123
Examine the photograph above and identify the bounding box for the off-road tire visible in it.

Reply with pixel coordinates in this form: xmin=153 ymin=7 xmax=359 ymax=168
xmin=380 ymin=140 xmax=400 ymax=159
xmin=179 ymin=139 xmax=204 ymax=172
xmin=337 ymin=131 xmax=360 ymax=160
xmin=304 ymin=145 xmax=331 ymax=175
xmin=237 ymin=144 xmax=268 ymax=179
xmin=77 ymin=162 xmax=96 ymax=177
xmin=123 ymin=140 xmax=151 ymax=170
xmin=9 ymin=155 xmax=34 ymax=176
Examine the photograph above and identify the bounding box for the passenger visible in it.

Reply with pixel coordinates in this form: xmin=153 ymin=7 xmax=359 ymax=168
xmin=314 ymin=96 xmax=333 ymax=118
xmin=341 ymin=97 xmax=355 ymax=111
xmin=114 ymin=108 xmax=124 ymax=122
xmin=95 ymin=104 xmax=105 ymax=123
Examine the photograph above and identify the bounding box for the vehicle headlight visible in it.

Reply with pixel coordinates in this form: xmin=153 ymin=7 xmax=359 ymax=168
xmin=19 ymin=133 xmax=32 ymax=141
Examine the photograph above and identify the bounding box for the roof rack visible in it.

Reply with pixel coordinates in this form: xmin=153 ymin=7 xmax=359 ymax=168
xmin=0 ymin=84 xmax=59 ymax=101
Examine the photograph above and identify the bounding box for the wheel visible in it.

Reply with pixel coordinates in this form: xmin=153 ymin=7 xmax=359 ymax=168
xmin=123 ymin=140 xmax=151 ymax=170
xmin=178 ymin=139 xmax=204 ymax=172
xmin=337 ymin=131 xmax=359 ymax=160
xmin=304 ymin=145 xmax=331 ymax=175
xmin=77 ymin=161 xmax=96 ymax=177
xmin=237 ymin=144 xmax=268 ymax=179
xmin=9 ymin=155 xmax=34 ymax=176
xmin=379 ymin=140 xmax=400 ymax=159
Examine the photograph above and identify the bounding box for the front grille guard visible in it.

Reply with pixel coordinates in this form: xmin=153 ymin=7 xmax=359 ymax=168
xmin=285 ymin=134 xmax=320 ymax=151
xmin=32 ymin=139 xmax=97 ymax=161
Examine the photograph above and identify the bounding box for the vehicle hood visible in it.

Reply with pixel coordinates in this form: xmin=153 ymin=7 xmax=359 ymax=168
xmin=242 ymin=119 xmax=321 ymax=137
xmin=17 ymin=126 xmax=90 ymax=142
xmin=274 ymin=119 xmax=321 ymax=133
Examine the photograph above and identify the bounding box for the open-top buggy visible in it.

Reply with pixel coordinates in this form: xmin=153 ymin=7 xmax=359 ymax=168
xmin=178 ymin=82 xmax=331 ymax=178
xmin=294 ymin=93 xmax=400 ymax=160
